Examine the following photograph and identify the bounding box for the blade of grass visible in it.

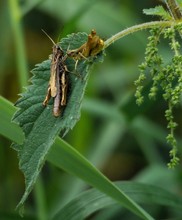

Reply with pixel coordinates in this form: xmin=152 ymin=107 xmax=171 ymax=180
xmin=0 ymin=96 xmax=24 ymax=144
xmin=34 ymin=176 xmax=47 ymax=220
xmin=47 ymin=139 xmax=154 ymax=220
xmin=1 ymin=96 xmax=153 ymax=220
xmin=8 ymin=0 xmax=29 ymax=90
xmin=53 ymin=181 xmax=182 ymax=220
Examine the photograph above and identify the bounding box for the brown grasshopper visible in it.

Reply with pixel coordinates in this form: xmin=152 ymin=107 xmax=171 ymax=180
xmin=42 ymin=30 xmax=68 ymax=117
xmin=67 ymin=29 xmax=104 ymax=68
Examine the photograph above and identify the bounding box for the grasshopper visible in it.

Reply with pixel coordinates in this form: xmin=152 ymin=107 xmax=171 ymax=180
xmin=42 ymin=30 xmax=68 ymax=117
xmin=67 ymin=29 xmax=104 ymax=69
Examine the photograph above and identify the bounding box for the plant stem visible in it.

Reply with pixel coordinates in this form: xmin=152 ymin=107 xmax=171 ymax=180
xmin=8 ymin=0 xmax=29 ymax=90
xmin=104 ymin=21 xmax=173 ymax=49
xmin=165 ymin=0 xmax=182 ymax=20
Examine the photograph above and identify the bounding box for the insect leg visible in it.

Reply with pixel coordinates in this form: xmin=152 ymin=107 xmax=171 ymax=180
xmin=60 ymin=70 xmax=68 ymax=106
xmin=43 ymin=86 xmax=51 ymax=106
xmin=53 ymin=65 xmax=61 ymax=117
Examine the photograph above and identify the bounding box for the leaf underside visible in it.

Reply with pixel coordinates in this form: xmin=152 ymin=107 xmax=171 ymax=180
xmin=12 ymin=32 xmax=104 ymax=209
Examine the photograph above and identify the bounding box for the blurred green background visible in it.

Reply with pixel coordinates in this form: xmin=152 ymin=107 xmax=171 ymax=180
xmin=0 ymin=0 xmax=182 ymax=219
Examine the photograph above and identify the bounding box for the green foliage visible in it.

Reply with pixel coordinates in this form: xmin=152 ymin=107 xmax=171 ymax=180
xmin=0 ymin=97 xmax=24 ymax=144
xmin=54 ymin=181 xmax=182 ymax=220
xmin=1 ymin=0 xmax=182 ymax=219
xmin=12 ymin=32 xmax=105 ymax=209
xmin=135 ymin=23 xmax=182 ymax=168
xmin=48 ymin=139 xmax=153 ymax=220
xmin=143 ymin=6 xmax=172 ymax=20
xmin=11 ymin=31 xmax=155 ymax=219
xmin=1 ymin=98 xmax=154 ymax=220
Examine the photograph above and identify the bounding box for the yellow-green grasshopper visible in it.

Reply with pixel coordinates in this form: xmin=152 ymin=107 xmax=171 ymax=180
xmin=67 ymin=29 xmax=104 ymax=69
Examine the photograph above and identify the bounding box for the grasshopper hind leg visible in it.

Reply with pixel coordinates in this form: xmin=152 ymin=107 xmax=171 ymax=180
xmin=43 ymin=87 xmax=51 ymax=106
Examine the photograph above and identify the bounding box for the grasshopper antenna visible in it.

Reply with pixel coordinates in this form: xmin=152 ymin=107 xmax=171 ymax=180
xmin=41 ymin=29 xmax=56 ymax=46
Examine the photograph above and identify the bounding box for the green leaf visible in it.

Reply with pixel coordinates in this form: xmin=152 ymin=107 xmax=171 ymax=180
xmin=12 ymin=32 xmax=104 ymax=209
xmin=53 ymin=181 xmax=182 ymax=220
xmin=143 ymin=6 xmax=172 ymax=20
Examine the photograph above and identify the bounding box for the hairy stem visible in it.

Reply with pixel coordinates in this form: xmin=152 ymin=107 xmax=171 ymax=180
xmin=165 ymin=0 xmax=182 ymax=20
xmin=104 ymin=21 xmax=173 ymax=49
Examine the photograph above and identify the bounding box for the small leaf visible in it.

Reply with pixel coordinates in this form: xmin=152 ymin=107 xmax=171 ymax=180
xmin=143 ymin=6 xmax=172 ymax=20
xmin=12 ymin=32 xmax=105 ymax=209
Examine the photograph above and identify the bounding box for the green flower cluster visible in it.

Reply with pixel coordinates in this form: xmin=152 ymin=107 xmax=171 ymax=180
xmin=135 ymin=24 xmax=182 ymax=168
